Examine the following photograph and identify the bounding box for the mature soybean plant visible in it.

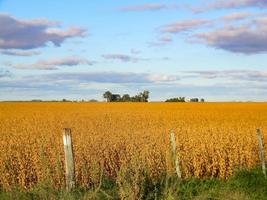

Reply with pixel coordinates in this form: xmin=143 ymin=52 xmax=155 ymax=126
xmin=0 ymin=102 xmax=266 ymax=190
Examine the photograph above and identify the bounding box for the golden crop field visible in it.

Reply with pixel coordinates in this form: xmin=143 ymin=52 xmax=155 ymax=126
xmin=0 ymin=102 xmax=267 ymax=191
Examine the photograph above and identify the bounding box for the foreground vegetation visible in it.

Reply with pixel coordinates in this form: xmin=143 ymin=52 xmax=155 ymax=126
xmin=1 ymin=102 xmax=267 ymax=198
xmin=1 ymin=168 xmax=267 ymax=200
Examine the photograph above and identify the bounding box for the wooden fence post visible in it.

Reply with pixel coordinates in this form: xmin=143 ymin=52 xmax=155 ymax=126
xmin=256 ymin=128 xmax=266 ymax=178
xmin=170 ymin=129 xmax=182 ymax=179
xmin=63 ymin=128 xmax=75 ymax=191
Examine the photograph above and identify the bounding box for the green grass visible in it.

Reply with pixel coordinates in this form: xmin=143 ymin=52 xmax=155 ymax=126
xmin=1 ymin=168 xmax=267 ymax=200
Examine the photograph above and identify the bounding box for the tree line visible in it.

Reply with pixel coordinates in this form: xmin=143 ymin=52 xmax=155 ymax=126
xmin=103 ymin=91 xmax=149 ymax=102
xmin=28 ymin=92 xmax=205 ymax=103
xmin=165 ymin=97 xmax=205 ymax=102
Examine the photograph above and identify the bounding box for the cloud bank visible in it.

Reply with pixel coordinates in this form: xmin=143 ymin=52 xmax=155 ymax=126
xmin=180 ymin=70 xmax=267 ymax=82
xmin=6 ymin=56 xmax=93 ymax=70
xmin=194 ymin=0 xmax=267 ymax=12
xmin=42 ymin=72 xmax=178 ymax=83
xmin=221 ymin=12 xmax=253 ymax=22
xmin=194 ymin=20 xmax=267 ymax=54
xmin=1 ymin=70 xmax=267 ymax=101
xmin=0 ymin=13 xmax=87 ymax=50
xmin=116 ymin=3 xmax=177 ymax=11
xmin=102 ymin=54 xmax=145 ymax=63
xmin=160 ymin=19 xmax=211 ymax=33
xmin=0 ymin=69 xmax=11 ymax=78
xmin=0 ymin=49 xmax=41 ymax=56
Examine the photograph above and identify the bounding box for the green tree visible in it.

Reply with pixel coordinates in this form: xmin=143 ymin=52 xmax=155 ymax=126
xmin=103 ymin=91 xmax=112 ymax=102
xmin=122 ymin=94 xmax=131 ymax=102
xmin=165 ymin=97 xmax=185 ymax=102
xmin=142 ymin=90 xmax=150 ymax=102
xmin=103 ymin=90 xmax=150 ymax=102
xmin=190 ymin=98 xmax=199 ymax=102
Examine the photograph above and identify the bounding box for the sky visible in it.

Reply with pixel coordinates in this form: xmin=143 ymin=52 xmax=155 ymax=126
xmin=0 ymin=0 xmax=267 ymax=101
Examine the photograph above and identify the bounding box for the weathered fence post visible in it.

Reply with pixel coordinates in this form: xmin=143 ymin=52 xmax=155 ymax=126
xmin=63 ymin=128 xmax=75 ymax=191
xmin=170 ymin=129 xmax=182 ymax=179
xmin=256 ymin=128 xmax=266 ymax=178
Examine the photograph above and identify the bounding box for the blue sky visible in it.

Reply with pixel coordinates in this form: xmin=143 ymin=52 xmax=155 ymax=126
xmin=0 ymin=0 xmax=267 ymax=101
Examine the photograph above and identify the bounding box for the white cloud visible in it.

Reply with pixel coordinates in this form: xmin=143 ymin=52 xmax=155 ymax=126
xmin=0 ymin=13 xmax=87 ymax=50
xmin=193 ymin=0 xmax=267 ymax=12
xmin=102 ymin=53 xmax=147 ymax=63
xmin=5 ymin=56 xmax=93 ymax=70
xmin=160 ymin=19 xmax=211 ymax=33
xmin=116 ymin=3 xmax=178 ymax=11
xmin=193 ymin=20 xmax=267 ymax=54
xmin=0 ymin=49 xmax=41 ymax=56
